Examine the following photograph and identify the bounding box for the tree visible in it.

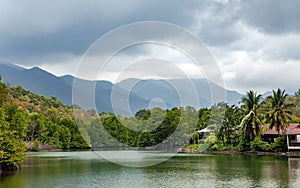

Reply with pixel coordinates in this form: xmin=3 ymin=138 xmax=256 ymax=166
xmin=0 ymin=105 xmax=28 ymax=174
xmin=218 ymin=104 xmax=241 ymax=146
xmin=0 ymin=76 xmax=7 ymax=106
xmin=239 ymin=90 xmax=262 ymax=143
xmin=265 ymin=89 xmax=293 ymax=134
xmin=197 ymin=108 xmax=211 ymax=130
xmin=295 ymin=89 xmax=300 ymax=98
xmin=135 ymin=109 xmax=149 ymax=120
xmin=0 ymin=79 xmax=27 ymax=174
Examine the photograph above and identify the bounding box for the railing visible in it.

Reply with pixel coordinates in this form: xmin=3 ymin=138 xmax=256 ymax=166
xmin=289 ymin=142 xmax=300 ymax=147
xmin=288 ymin=140 xmax=300 ymax=150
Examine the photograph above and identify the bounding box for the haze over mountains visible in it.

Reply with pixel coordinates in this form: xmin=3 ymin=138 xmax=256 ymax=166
xmin=0 ymin=62 xmax=244 ymax=115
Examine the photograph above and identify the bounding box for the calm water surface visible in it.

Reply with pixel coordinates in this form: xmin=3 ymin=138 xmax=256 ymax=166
xmin=1 ymin=151 xmax=300 ymax=188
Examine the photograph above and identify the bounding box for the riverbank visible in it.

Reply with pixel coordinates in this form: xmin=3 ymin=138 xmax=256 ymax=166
xmin=181 ymin=148 xmax=300 ymax=157
xmin=26 ymin=141 xmax=61 ymax=152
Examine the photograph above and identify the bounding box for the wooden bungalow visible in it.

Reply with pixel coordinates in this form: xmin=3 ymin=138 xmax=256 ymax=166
xmin=262 ymin=123 xmax=300 ymax=150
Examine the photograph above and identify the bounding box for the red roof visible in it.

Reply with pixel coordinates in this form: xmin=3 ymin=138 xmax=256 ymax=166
xmin=264 ymin=123 xmax=300 ymax=135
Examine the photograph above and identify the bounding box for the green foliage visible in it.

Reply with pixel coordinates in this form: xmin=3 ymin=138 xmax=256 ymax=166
xmin=216 ymin=104 xmax=241 ymax=146
xmin=7 ymin=86 xmax=72 ymax=119
xmin=84 ymin=107 xmax=198 ymax=150
xmin=203 ymin=131 xmax=238 ymax=151
xmin=250 ymin=136 xmax=287 ymax=152
xmin=238 ymin=135 xmax=251 ymax=151
xmin=188 ymin=103 xmax=241 ymax=150
xmin=239 ymin=90 xmax=262 ymax=141
xmin=32 ymin=140 xmax=40 ymax=151
xmin=204 ymin=132 xmax=217 ymax=144
xmin=212 ymin=143 xmax=237 ymax=151
xmin=0 ymin=105 xmax=28 ymax=173
xmin=197 ymin=108 xmax=211 ymax=130
xmin=185 ymin=144 xmax=201 ymax=149
xmin=0 ymin=76 xmax=7 ymax=106
xmin=0 ymin=77 xmax=93 ymax=174
xmin=265 ymin=89 xmax=294 ymax=134
xmin=271 ymin=136 xmax=287 ymax=151
xmin=135 ymin=109 xmax=150 ymax=120
xmin=250 ymin=137 xmax=271 ymax=151
xmin=203 ymin=132 xmax=217 ymax=150
xmin=295 ymin=89 xmax=300 ymax=98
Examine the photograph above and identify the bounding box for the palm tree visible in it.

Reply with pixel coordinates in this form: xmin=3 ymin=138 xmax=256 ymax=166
xmin=240 ymin=90 xmax=262 ymax=141
xmin=295 ymin=89 xmax=300 ymax=98
xmin=266 ymin=89 xmax=293 ymax=135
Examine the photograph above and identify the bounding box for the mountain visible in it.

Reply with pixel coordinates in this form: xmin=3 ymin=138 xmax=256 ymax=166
xmin=0 ymin=63 xmax=152 ymax=115
xmin=0 ymin=63 xmax=72 ymax=105
xmin=0 ymin=62 xmax=244 ymax=115
xmin=61 ymin=75 xmax=150 ymax=116
xmin=116 ymin=78 xmax=243 ymax=108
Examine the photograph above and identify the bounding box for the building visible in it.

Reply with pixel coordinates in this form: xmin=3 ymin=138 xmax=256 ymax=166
xmin=263 ymin=123 xmax=300 ymax=150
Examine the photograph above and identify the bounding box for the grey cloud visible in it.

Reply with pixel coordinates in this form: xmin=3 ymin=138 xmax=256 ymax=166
xmin=0 ymin=0 xmax=201 ymax=66
xmin=223 ymin=59 xmax=300 ymax=94
xmin=2 ymin=0 xmax=299 ymax=66
xmin=1 ymin=0 xmax=300 ymax=95
xmin=193 ymin=0 xmax=300 ymax=47
xmin=193 ymin=1 xmax=243 ymax=46
xmin=0 ymin=0 xmax=300 ymax=62
xmin=197 ymin=20 xmax=242 ymax=47
xmin=240 ymin=0 xmax=300 ymax=34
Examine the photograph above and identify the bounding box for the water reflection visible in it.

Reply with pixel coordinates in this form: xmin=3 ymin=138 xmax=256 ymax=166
xmin=1 ymin=152 xmax=300 ymax=188
xmin=289 ymin=157 xmax=300 ymax=187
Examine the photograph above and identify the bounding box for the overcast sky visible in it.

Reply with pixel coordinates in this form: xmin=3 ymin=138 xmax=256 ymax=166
xmin=1 ymin=0 xmax=299 ymax=94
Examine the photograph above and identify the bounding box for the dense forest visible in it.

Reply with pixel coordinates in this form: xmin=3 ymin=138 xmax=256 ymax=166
xmin=0 ymin=77 xmax=90 ymax=175
xmin=1 ymin=75 xmax=300 ymax=175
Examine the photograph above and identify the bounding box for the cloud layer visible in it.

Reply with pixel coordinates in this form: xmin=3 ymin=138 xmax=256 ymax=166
xmin=1 ymin=0 xmax=299 ymax=94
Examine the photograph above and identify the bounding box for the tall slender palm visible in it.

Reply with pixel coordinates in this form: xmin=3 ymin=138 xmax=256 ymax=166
xmin=266 ymin=89 xmax=293 ymax=135
xmin=240 ymin=90 xmax=262 ymax=141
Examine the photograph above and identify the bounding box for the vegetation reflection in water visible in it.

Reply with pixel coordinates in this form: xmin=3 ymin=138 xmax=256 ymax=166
xmin=1 ymin=151 xmax=300 ymax=188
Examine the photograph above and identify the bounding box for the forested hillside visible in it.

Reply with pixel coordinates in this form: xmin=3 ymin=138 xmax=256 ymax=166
xmin=0 ymin=77 xmax=91 ymax=175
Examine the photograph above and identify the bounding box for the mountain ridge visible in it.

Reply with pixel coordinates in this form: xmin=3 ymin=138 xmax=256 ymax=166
xmin=0 ymin=62 xmax=245 ymax=115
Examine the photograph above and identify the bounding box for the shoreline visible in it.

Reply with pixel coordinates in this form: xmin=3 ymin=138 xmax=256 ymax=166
xmin=23 ymin=148 xmax=300 ymax=158
xmin=26 ymin=141 xmax=61 ymax=152
xmin=181 ymin=148 xmax=300 ymax=157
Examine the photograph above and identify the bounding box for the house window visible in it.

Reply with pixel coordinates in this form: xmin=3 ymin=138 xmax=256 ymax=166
xmin=290 ymin=135 xmax=296 ymax=141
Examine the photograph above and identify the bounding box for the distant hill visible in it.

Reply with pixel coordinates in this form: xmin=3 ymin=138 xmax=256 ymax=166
xmin=116 ymin=78 xmax=243 ymax=109
xmin=0 ymin=63 xmax=72 ymax=105
xmin=0 ymin=62 xmax=244 ymax=115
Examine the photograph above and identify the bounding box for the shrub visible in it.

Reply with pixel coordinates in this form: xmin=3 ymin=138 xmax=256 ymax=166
xmin=212 ymin=143 xmax=237 ymax=151
xmin=32 ymin=140 xmax=40 ymax=151
xmin=250 ymin=137 xmax=271 ymax=151
xmin=199 ymin=143 xmax=211 ymax=150
xmin=185 ymin=144 xmax=201 ymax=149
xmin=238 ymin=135 xmax=250 ymax=151
xmin=271 ymin=136 xmax=287 ymax=151
xmin=204 ymin=132 xmax=217 ymax=150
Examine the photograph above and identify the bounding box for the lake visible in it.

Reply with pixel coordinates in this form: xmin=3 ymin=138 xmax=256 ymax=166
xmin=1 ymin=151 xmax=300 ymax=188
